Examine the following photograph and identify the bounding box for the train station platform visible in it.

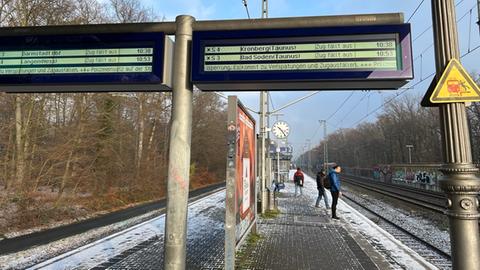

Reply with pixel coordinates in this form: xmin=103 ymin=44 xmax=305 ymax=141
xmin=16 ymin=171 xmax=437 ymax=270
xmin=235 ymin=172 xmax=436 ymax=269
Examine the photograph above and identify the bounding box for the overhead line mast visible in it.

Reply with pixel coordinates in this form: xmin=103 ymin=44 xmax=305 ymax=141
xmin=259 ymin=0 xmax=269 ymax=213
xmin=477 ymin=0 xmax=480 ymax=33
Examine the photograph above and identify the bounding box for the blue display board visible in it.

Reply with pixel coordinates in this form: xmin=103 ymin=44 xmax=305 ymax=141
xmin=192 ymin=24 xmax=413 ymax=91
xmin=0 ymin=32 xmax=173 ymax=92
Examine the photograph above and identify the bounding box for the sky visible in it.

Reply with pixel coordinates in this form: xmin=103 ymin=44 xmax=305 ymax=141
xmin=141 ymin=0 xmax=480 ymax=158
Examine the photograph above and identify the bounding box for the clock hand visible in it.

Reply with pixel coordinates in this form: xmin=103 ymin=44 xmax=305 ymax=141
xmin=278 ymin=127 xmax=287 ymax=136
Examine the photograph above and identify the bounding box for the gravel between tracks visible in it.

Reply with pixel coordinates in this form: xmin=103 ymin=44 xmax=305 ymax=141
xmin=342 ymin=184 xmax=451 ymax=255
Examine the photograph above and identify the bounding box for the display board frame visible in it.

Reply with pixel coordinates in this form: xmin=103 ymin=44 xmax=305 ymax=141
xmin=0 ymin=31 xmax=173 ymax=92
xmin=192 ymin=24 xmax=413 ymax=91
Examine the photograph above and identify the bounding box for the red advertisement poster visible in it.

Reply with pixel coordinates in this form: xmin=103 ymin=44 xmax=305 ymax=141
xmin=235 ymin=105 xmax=255 ymax=241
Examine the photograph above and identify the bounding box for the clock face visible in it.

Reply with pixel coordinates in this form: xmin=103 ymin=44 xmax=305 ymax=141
xmin=272 ymin=121 xmax=290 ymax=139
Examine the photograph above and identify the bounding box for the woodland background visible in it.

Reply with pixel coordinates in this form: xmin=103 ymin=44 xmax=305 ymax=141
xmin=0 ymin=0 xmax=227 ymax=235
xmin=298 ymin=90 xmax=480 ymax=170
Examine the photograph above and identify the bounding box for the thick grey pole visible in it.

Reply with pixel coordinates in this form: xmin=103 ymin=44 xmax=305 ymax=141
xmin=164 ymin=15 xmax=194 ymax=270
xmin=259 ymin=0 xmax=269 ymax=214
xmin=431 ymin=1 xmax=480 ymax=269
xmin=225 ymin=96 xmax=237 ymax=270
xmin=259 ymin=92 xmax=267 ymax=214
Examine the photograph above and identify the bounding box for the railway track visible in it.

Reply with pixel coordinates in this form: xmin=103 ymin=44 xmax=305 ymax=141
xmin=0 ymin=182 xmax=225 ymax=255
xmin=342 ymin=174 xmax=447 ymax=213
xmin=342 ymin=194 xmax=452 ymax=270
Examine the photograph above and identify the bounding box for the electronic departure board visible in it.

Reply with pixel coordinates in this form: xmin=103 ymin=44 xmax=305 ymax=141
xmin=191 ymin=24 xmax=413 ymax=91
xmin=0 ymin=32 xmax=173 ymax=92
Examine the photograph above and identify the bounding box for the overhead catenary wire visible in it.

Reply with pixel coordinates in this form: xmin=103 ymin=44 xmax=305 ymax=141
xmin=268 ymin=92 xmax=276 ymax=110
xmin=406 ymin=0 xmax=426 ymax=23
xmin=350 ymin=72 xmax=435 ymax=127
xmin=350 ymin=40 xmax=480 ymax=127
xmin=468 ymin=8 xmax=473 ymax=52
xmin=413 ymin=26 xmax=433 ymax=43
xmin=411 ymin=0 xmax=465 ymax=43
xmin=326 ymin=91 xmax=355 ymax=121
xmin=337 ymin=91 xmax=372 ymax=127
xmin=351 ymin=5 xmax=480 ymax=128
xmin=461 ymin=43 xmax=480 ymax=57
xmin=306 ymin=119 xmax=338 ymax=150
xmin=242 ymin=0 xmax=251 ymax=19
xmin=412 ymin=3 xmax=475 ymax=61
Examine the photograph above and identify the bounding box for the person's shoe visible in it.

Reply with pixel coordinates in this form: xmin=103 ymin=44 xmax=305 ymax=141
xmin=315 ymin=205 xmax=320 ymax=208
xmin=332 ymin=216 xmax=340 ymax=220
xmin=326 ymin=206 xmax=331 ymax=209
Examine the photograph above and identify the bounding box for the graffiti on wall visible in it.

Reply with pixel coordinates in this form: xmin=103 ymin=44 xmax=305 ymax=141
xmin=391 ymin=167 xmax=441 ymax=185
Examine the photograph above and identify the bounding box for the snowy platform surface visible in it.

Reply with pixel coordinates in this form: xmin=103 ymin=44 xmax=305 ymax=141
xmin=235 ymin=171 xmax=438 ymax=270
xmin=2 ymin=171 xmax=438 ymax=269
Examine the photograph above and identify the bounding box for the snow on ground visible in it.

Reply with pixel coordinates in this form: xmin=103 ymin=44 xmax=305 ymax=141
xmin=27 ymin=191 xmax=224 ymax=270
xmin=289 ymin=170 xmax=438 ymax=270
xmin=0 ymin=190 xmax=224 ymax=270
xmin=343 ymin=184 xmax=451 ymax=255
xmin=2 ymin=170 xmax=444 ymax=270
xmin=0 ymin=208 xmax=163 ymax=270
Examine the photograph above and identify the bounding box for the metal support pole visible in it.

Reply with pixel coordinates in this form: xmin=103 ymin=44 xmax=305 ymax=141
xmin=164 ymin=15 xmax=194 ymax=270
xmin=277 ymin=146 xmax=280 ymax=185
xmin=431 ymin=1 xmax=480 ymax=269
xmin=477 ymin=0 xmax=480 ymax=33
xmin=259 ymin=91 xmax=267 ymax=214
xmin=320 ymin=120 xmax=328 ymax=171
xmin=406 ymin=145 xmax=413 ymax=164
xmin=225 ymin=97 xmax=237 ymax=270
xmin=259 ymin=0 xmax=269 ymax=214
xmin=262 ymin=0 xmax=268 ymax=19
xmin=306 ymin=139 xmax=311 ymax=173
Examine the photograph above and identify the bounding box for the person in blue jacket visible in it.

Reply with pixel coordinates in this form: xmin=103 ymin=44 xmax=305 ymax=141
xmin=329 ymin=164 xmax=342 ymax=220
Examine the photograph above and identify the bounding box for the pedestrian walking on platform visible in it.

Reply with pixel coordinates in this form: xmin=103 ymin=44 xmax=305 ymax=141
xmin=315 ymin=169 xmax=330 ymax=208
xmin=329 ymin=165 xmax=342 ymax=219
xmin=293 ymin=167 xmax=304 ymax=197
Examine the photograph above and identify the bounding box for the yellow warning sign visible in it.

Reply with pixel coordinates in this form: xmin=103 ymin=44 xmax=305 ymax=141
xmin=430 ymin=59 xmax=480 ymax=103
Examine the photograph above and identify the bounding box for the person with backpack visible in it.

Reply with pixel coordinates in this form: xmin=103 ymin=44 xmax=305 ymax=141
xmin=315 ymin=169 xmax=330 ymax=209
xmin=329 ymin=164 xmax=342 ymax=220
xmin=293 ymin=167 xmax=304 ymax=197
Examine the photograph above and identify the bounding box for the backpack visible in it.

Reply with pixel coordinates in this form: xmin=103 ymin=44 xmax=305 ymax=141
xmin=323 ymin=174 xmax=332 ymax=189
xmin=294 ymin=173 xmax=302 ymax=183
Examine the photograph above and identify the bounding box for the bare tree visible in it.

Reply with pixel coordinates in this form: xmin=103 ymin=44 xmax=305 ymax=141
xmin=303 ymin=94 xmax=442 ymax=169
xmin=108 ymin=0 xmax=156 ymax=23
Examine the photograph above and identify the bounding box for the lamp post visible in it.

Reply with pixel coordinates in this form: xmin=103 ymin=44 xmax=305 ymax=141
xmin=406 ymin=144 xmax=413 ymax=164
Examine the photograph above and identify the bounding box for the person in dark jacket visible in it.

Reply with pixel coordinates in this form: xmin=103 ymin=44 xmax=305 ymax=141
xmin=293 ymin=167 xmax=304 ymax=197
xmin=329 ymin=165 xmax=342 ymax=219
xmin=315 ymin=169 xmax=330 ymax=208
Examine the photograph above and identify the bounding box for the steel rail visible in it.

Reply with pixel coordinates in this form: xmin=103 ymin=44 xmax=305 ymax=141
xmin=342 ymin=175 xmax=446 ymax=213
xmin=342 ymin=194 xmax=452 ymax=263
xmin=343 ymin=174 xmax=447 ymax=198
xmin=0 ymin=182 xmax=225 ymax=255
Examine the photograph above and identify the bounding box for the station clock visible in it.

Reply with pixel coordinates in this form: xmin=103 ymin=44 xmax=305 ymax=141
xmin=272 ymin=121 xmax=290 ymax=139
